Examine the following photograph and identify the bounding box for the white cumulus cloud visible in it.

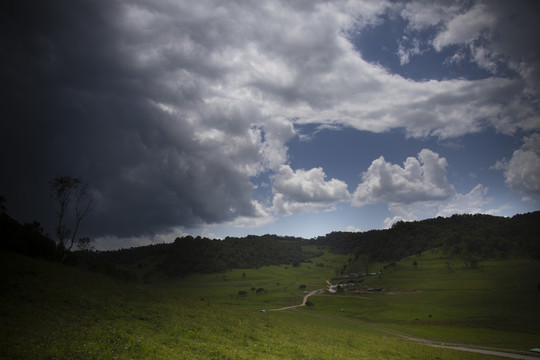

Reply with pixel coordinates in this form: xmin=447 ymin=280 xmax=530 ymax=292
xmin=497 ymin=133 xmax=540 ymax=195
xmin=352 ymin=149 xmax=454 ymax=206
xmin=387 ymin=184 xmax=492 ymax=224
xmin=272 ymin=165 xmax=350 ymax=215
xmin=432 ymin=3 xmax=496 ymax=51
xmin=352 ymin=149 xmax=500 ymax=225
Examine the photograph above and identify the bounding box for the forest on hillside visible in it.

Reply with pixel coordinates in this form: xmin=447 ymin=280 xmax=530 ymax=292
xmin=315 ymin=212 xmax=540 ymax=262
xmin=1 ymin=203 xmax=539 ymax=280
xmin=79 ymin=234 xmax=315 ymax=279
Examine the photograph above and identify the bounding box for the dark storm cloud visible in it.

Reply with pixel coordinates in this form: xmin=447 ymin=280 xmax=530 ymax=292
xmin=0 ymin=0 xmax=257 ymax=238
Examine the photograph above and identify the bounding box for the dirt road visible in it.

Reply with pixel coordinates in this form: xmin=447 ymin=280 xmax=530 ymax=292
xmin=427 ymin=344 xmax=540 ymax=359
xmin=374 ymin=325 xmax=540 ymax=360
xmin=268 ymin=288 xmax=322 ymax=311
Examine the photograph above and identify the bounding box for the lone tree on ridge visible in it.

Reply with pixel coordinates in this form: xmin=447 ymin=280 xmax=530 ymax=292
xmin=49 ymin=176 xmax=92 ymax=263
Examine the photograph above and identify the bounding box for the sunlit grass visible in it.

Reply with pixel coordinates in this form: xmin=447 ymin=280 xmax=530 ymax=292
xmin=2 ymin=249 xmax=538 ymax=358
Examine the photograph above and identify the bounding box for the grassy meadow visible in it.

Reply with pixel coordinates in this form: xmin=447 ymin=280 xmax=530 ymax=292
xmin=310 ymin=250 xmax=540 ymax=350
xmin=1 ymin=248 xmax=540 ymax=359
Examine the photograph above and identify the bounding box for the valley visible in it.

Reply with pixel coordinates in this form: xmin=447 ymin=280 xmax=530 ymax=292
xmin=1 ymin=212 xmax=540 ymax=359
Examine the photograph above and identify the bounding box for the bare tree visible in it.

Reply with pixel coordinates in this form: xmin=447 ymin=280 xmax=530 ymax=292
xmin=49 ymin=176 xmax=92 ymax=263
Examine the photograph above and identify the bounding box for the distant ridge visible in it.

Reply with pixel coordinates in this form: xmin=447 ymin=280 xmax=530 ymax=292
xmin=2 ymin=210 xmax=539 ymax=280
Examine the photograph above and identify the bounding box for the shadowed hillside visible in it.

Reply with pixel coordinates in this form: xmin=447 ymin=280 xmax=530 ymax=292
xmin=315 ymin=212 xmax=540 ymax=264
xmin=2 ymin=209 xmax=539 ymax=282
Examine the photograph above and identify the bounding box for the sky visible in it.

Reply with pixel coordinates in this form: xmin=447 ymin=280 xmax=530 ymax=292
xmin=1 ymin=0 xmax=539 ymax=250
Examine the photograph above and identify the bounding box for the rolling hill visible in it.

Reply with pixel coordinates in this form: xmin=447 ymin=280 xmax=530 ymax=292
xmin=1 ymin=211 xmax=540 ymax=358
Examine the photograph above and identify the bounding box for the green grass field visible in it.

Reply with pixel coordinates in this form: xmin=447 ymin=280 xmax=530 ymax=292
xmin=308 ymin=250 xmax=540 ymax=350
xmin=1 ymin=249 xmax=539 ymax=359
xmin=161 ymin=249 xmax=350 ymax=309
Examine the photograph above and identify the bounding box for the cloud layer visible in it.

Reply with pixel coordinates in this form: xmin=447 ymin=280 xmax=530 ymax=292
xmin=1 ymin=0 xmax=538 ymax=245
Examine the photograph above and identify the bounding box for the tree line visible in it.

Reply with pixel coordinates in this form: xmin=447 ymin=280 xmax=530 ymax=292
xmin=1 ymin=183 xmax=539 ymax=281
xmin=314 ymin=212 xmax=540 ymax=263
xmin=79 ymin=234 xmax=316 ymax=279
xmin=0 ymin=201 xmax=57 ymax=261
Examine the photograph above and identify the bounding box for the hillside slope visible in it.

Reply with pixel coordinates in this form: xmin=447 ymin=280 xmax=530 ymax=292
xmin=316 ymin=250 xmax=540 ymax=351
xmin=1 ymin=250 xmax=508 ymax=359
xmin=317 ymin=212 xmax=540 ymax=264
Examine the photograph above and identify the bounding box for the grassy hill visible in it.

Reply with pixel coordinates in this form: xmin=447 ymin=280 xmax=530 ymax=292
xmin=312 ymin=250 xmax=540 ymax=350
xmin=1 ymin=211 xmax=540 ymax=358
xmin=2 ymin=248 xmax=540 ymax=359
